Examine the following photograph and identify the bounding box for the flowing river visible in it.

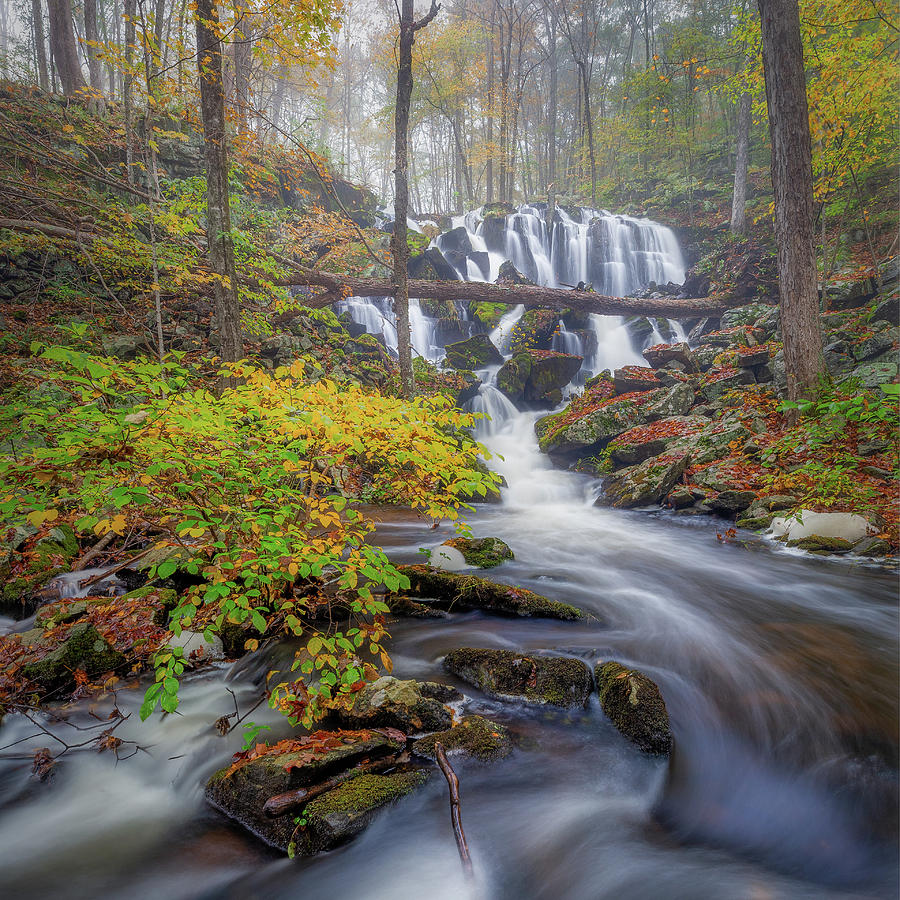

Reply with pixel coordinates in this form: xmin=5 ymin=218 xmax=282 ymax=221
xmin=0 ymin=207 xmax=896 ymax=899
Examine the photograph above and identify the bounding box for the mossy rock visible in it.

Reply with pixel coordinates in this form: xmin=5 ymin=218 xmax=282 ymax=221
xmin=396 ymin=565 xmax=583 ymax=620
xmin=337 ymin=676 xmax=461 ymax=733
xmin=412 ymin=715 xmax=512 ymax=762
xmin=509 ymin=308 xmax=559 ymax=354
xmin=205 ymin=729 xmax=406 ymax=850
xmin=472 ymin=302 xmax=510 ymax=329
xmin=595 ymin=660 xmax=671 ymax=755
xmin=598 ymin=453 xmax=691 ymax=509
xmin=497 ymin=351 xmax=582 ymax=406
xmin=482 ymin=201 xmax=515 ymax=219
xmin=444 ymin=648 xmax=592 ymax=707
xmin=442 ymin=537 xmax=514 ymax=569
xmin=787 ymin=534 xmax=853 ymax=553
xmin=292 ymin=771 xmax=431 ymax=857
xmin=444 ymin=333 xmax=503 ymax=370
xmin=22 ymin=622 xmax=125 ymax=693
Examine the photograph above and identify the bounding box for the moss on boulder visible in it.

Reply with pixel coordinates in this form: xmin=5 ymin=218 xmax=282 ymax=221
xmin=444 ymin=333 xmax=503 ymax=370
xmin=442 ymin=537 xmax=514 ymax=569
xmin=338 ymin=676 xmax=460 ymax=733
xmin=412 ymin=715 xmax=512 ymax=762
xmin=595 ymin=660 xmax=671 ymax=755
xmin=205 ymin=730 xmax=407 ymax=851
xmin=396 ymin=565 xmax=583 ymax=620
xmin=444 ymin=648 xmax=592 ymax=707
xmin=598 ymin=452 xmax=691 ymax=509
xmin=22 ymin=622 xmax=125 ymax=692
xmin=497 ymin=350 xmax=582 ymax=406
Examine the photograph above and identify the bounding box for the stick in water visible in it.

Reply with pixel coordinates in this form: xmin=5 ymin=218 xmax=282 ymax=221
xmin=434 ymin=741 xmax=474 ymax=878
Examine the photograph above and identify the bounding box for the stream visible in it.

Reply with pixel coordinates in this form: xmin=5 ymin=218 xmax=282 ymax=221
xmin=0 ymin=206 xmax=896 ymax=899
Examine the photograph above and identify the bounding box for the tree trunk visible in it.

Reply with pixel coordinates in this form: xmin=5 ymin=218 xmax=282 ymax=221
xmin=195 ymin=0 xmax=243 ymax=364
xmin=277 ymin=269 xmax=737 ymax=319
xmin=124 ymin=0 xmax=135 ymax=182
xmin=32 ymin=0 xmax=50 ymax=91
xmin=485 ymin=10 xmax=495 ymax=204
xmin=730 ymin=90 xmax=752 ymax=235
xmin=758 ymin=0 xmax=823 ymax=401
xmin=393 ymin=0 xmax=416 ymax=398
xmin=392 ymin=0 xmax=439 ymax=398
xmin=83 ymin=0 xmax=101 ymax=91
xmin=47 ymin=0 xmax=86 ymax=95
xmin=547 ymin=9 xmax=557 ymax=193
xmin=232 ymin=13 xmax=251 ymax=130
xmin=580 ymin=63 xmax=596 ymax=205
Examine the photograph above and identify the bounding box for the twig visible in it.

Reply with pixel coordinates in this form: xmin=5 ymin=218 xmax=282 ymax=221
xmin=72 ymin=531 xmax=115 ymax=570
xmin=78 ymin=544 xmax=157 ymax=589
xmin=434 ymin=741 xmax=474 ymax=878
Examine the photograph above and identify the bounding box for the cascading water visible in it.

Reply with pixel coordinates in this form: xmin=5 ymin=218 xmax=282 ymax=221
xmin=1 ymin=207 xmax=895 ymax=900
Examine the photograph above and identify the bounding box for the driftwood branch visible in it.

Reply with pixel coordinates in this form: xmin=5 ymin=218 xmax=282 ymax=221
xmin=263 ymin=753 xmax=405 ymax=818
xmin=276 ymin=268 xmax=737 ymax=319
xmin=434 ymin=741 xmax=474 ymax=879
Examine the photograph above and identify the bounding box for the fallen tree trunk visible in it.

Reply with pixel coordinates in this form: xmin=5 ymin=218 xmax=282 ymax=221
xmin=277 ymin=268 xmax=740 ymax=318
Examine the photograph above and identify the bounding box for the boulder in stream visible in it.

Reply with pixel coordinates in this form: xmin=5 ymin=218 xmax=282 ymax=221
xmin=444 ymin=648 xmax=593 ymax=707
xmin=439 ymin=537 xmax=514 ymax=569
xmin=412 ymin=714 xmax=512 ymax=762
xmin=443 ymin=333 xmax=503 ymax=370
xmin=205 ymin=728 xmax=411 ymax=851
xmin=22 ymin=621 xmax=125 ymax=692
xmin=594 ymin=660 xmax=672 ymax=755
xmin=497 ymin=350 xmax=583 ymax=406
xmin=337 ymin=676 xmax=461 ymax=733
xmin=395 ymin=565 xmax=584 ymax=620
xmin=598 ymin=452 xmax=691 ymax=509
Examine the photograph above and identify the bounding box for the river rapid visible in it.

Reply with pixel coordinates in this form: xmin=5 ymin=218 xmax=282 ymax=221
xmin=0 ymin=206 xmax=896 ymax=899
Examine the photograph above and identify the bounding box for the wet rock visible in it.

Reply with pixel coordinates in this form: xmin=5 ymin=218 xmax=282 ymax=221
xmin=613 ymin=366 xmax=661 ymax=394
xmin=509 ymin=308 xmax=559 ymax=353
xmin=165 ymin=630 xmax=225 ymax=663
xmin=642 ymin=342 xmax=698 ymax=373
xmin=608 ymin=416 xmax=706 ymax=467
xmin=851 ymin=536 xmax=891 ymax=557
xmin=704 ymin=490 xmax=757 ymax=515
xmin=440 ymin=537 xmax=514 ymax=569
xmin=598 ymin=453 xmax=691 ymax=509
xmin=622 ymin=316 xmax=655 ymax=348
xmin=735 ymin=513 xmax=774 ymax=530
xmin=386 ymin=596 xmax=449 ymax=618
xmin=536 ymin=391 xmax=659 ymax=456
xmin=734 ymin=347 xmax=770 ymax=369
xmin=666 ymin=488 xmax=698 ymax=509
xmin=699 ymin=368 xmax=755 ymax=403
xmin=22 ymin=622 xmax=125 ymax=692
xmin=444 ymin=333 xmax=502 ymax=370
xmin=205 ymin=729 xmax=408 ymax=851
xmin=412 ymin=715 xmax=512 ymax=762
xmin=338 ymin=676 xmax=460 ymax=733
xmin=787 ymin=535 xmax=853 ymax=553
xmin=444 ymin=648 xmax=592 ymax=708
xmin=645 ymin=382 xmax=696 ymax=419
xmin=497 ymin=350 xmax=582 ymax=406
xmin=291 ymin=771 xmax=430 ymax=856
xmin=438 ymin=226 xmax=473 ymax=256
xmin=395 ymin=565 xmax=583 ymax=620
xmin=769 ymin=510 xmax=876 ymax=544
xmin=595 ymin=660 xmax=671 ymax=755
xmin=496 ymin=259 xmax=533 ymax=285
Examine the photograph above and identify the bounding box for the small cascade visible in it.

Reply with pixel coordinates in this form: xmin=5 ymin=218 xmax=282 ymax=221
xmin=490 ymin=304 xmax=526 ymax=355
xmin=465 ymin=366 xmax=519 ymax=438
xmin=551 ymin=320 xmax=583 ymax=356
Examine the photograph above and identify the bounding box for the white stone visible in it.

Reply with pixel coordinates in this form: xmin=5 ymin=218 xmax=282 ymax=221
xmin=431 ymin=544 xmax=469 ymax=571
xmin=769 ymin=510 xmax=876 ymax=544
xmin=165 ymin=630 xmax=224 ymax=662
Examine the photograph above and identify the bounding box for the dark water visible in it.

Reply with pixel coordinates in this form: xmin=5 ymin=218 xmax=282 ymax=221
xmin=0 ymin=408 xmax=896 ymax=900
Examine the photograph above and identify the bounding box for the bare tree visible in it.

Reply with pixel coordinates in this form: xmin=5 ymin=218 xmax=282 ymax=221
xmin=32 ymin=0 xmax=50 ymax=91
xmin=729 ymin=89 xmax=752 ymax=235
xmin=392 ymin=0 xmax=440 ymax=399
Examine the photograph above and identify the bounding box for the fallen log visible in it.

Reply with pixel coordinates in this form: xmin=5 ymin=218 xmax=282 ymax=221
xmin=277 ymin=268 xmax=740 ymax=318
xmin=434 ymin=741 xmax=474 ymax=879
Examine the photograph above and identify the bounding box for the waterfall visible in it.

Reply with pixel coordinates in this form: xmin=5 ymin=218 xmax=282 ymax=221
xmin=338 ymin=203 xmax=686 ymax=409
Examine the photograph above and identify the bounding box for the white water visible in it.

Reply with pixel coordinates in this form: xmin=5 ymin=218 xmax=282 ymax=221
xmin=0 ymin=209 xmax=895 ymax=900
